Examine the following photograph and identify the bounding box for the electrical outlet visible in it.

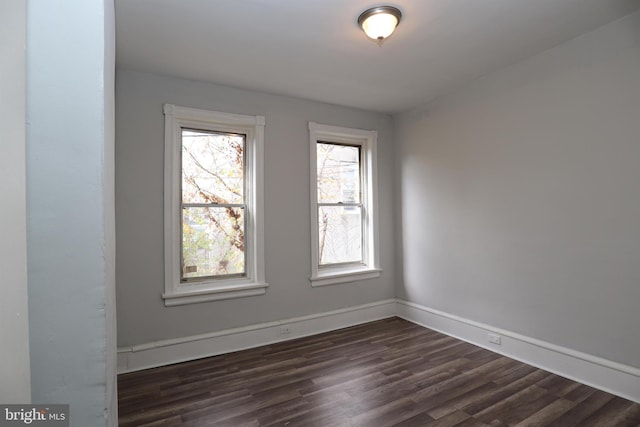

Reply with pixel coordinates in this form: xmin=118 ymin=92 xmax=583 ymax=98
xmin=488 ymin=333 xmax=501 ymax=345
xmin=280 ymin=325 xmax=292 ymax=335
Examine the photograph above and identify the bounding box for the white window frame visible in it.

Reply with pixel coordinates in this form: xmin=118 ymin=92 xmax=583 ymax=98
xmin=309 ymin=122 xmax=381 ymax=287
xmin=163 ymin=104 xmax=267 ymax=306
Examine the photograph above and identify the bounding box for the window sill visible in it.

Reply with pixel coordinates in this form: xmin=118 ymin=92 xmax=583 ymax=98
xmin=162 ymin=281 xmax=268 ymax=306
xmin=310 ymin=267 xmax=382 ymax=287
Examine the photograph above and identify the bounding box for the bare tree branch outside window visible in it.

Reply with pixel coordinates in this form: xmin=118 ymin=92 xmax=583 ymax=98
xmin=181 ymin=129 xmax=246 ymax=280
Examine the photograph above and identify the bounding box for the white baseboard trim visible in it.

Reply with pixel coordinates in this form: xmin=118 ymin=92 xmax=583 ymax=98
xmin=117 ymin=299 xmax=396 ymax=374
xmin=396 ymin=299 xmax=640 ymax=404
xmin=117 ymin=298 xmax=640 ymax=403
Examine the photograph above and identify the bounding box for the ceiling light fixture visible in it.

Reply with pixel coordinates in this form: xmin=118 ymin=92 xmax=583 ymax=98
xmin=358 ymin=6 xmax=402 ymax=45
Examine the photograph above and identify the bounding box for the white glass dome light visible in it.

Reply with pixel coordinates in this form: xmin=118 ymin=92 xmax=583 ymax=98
xmin=358 ymin=6 xmax=402 ymax=45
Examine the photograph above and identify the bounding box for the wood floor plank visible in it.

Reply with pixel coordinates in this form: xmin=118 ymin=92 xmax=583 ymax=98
xmin=580 ymin=397 xmax=640 ymax=427
xmin=118 ymin=317 xmax=640 ymax=426
xmin=461 ymin=369 xmax=549 ymax=415
xmin=512 ymin=399 xmax=576 ymax=427
xmin=562 ymin=383 xmax=599 ymax=403
xmin=544 ymin=389 xmax=617 ymax=427
xmin=427 ymin=382 xmax=500 ymax=419
xmin=389 ymin=411 xmax=437 ymax=427
xmin=473 ymin=384 xmax=549 ymax=424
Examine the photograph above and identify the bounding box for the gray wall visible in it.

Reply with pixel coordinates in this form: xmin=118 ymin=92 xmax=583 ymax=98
xmin=116 ymin=69 xmax=396 ymax=347
xmin=27 ymin=0 xmax=117 ymax=425
xmin=395 ymin=10 xmax=640 ymax=368
xmin=0 ymin=0 xmax=30 ymax=403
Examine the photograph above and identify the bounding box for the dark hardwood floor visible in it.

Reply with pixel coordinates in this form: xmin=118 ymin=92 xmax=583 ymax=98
xmin=118 ymin=317 xmax=640 ymax=426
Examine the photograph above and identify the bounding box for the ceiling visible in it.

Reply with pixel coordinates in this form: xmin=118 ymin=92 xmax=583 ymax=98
xmin=115 ymin=0 xmax=640 ymax=114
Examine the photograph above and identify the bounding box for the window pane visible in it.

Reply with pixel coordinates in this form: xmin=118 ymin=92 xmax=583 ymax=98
xmin=182 ymin=129 xmax=244 ymax=204
xmin=182 ymin=207 xmax=245 ymax=279
xmin=318 ymin=205 xmax=362 ymax=265
xmin=317 ymin=143 xmax=360 ymax=204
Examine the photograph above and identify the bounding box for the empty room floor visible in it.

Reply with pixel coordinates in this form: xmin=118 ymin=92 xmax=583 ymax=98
xmin=118 ymin=317 xmax=640 ymax=426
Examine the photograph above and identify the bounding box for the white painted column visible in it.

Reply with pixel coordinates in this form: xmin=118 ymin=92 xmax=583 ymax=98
xmin=0 ymin=0 xmax=31 ymax=404
xmin=26 ymin=0 xmax=117 ymax=425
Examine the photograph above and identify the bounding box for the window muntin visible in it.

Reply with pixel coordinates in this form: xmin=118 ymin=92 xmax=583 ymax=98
xmin=180 ymin=129 xmax=247 ymax=281
xmin=316 ymin=142 xmax=363 ymax=266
